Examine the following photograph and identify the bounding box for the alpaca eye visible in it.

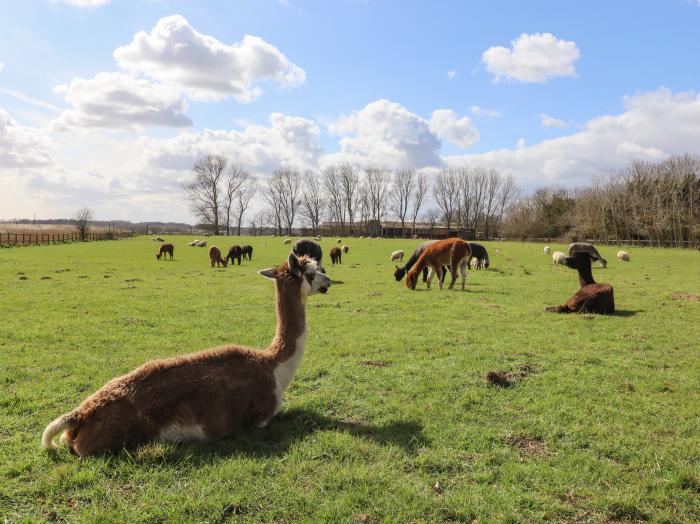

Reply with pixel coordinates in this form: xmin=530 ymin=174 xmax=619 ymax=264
xmin=305 ymin=273 xmax=315 ymax=284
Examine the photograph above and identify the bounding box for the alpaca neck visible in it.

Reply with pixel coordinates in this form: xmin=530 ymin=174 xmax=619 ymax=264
xmin=576 ymin=263 xmax=596 ymax=287
xmin=269 ymin=279 xmax=307 ymax=363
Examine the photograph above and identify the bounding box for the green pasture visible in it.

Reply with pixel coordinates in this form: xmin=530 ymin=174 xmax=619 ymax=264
xmin=0 ymin=236 xmax=698 ymax=522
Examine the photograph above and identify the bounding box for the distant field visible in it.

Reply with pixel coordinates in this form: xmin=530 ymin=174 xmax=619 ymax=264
xmin=1 ymin=236 xmax=699 ymax=522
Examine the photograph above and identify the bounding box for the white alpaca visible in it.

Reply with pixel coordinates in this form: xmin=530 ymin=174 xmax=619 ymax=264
xmin=391 ymin=250 xmax=404 ymax=262
xmin=617 ymin=250 xmax=630 ymax=261
xmin=552 ymin=251 xmax=567 ymax=265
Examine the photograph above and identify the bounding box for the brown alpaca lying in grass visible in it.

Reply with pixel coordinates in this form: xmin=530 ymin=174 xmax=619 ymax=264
xmin=156 ymin=243 xmax=174 ymax=260
xmin=209 ymin=246 xmax=228 ymax=267
xmin=546 ymin=252 xmax=615 ymax=314
xmin=41 ymin=253 xmax=331 ymax=456
xmin=405 ymin=238 xmax=471 ymax=290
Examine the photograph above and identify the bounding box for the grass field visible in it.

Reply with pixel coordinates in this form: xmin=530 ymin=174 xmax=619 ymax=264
xmin=1 ymin=236 xmax=699 ymax=523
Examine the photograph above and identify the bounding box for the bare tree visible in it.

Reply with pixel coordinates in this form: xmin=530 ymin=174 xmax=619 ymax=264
xmin=72 ymin=206 xmax=93 ymax=241
xmin=185 ymin=154 xmax=227 ymax=235
xmin=264 ymin=171 xmax=285 ymax=235
xmin=264 ymin=168 xmax=301 ymax=236
xmin=389 ymin=168 xmax=414 ymax=237
xmin=300 ymin=171 xmax=325 ymax=235
xmin=433 ymin=169 xmax=459 ymax=231
xmin=221 ymin=163 xmax=249 ymax=235
xmin=364 ymin=166 xmax=392 ymax=228
xmin=339 ymin=164 xmax=360 ymax=233
xmin=234 ymin=177 xmax=257 ymax=236
xmin=323 ymin=166 xmax=346 ymax=234
xmin=410 ymin=173 xmax=429 ymax=237
xmin=423 ymin=208 xmax=441 ymax=238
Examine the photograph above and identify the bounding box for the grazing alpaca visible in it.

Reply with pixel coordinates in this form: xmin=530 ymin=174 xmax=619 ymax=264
xmin=156 ymin=243 xmax=174 ymax=260
xmin=617 ymin=250 xmax=630 ymax=261
xmin=195 ymin=240 xmax=207 ymax=247
xmin=393 ymin=241 xmax=446 ymax=285
xmin=41 ymin=253 xmax=331 ymax=456
xmin=226 ymin=245 xmax=243 ymax=266
xmin=242 ymin=245 xmax=253 ymax=261
xmin=342 ymin=245 xmax=349 ymax=254
xmin=552 ymin=251 xmax=567 ymax=265
xmin=337 ymin=239 xmax=342 ymax=244
xmin=546 ymin=252 xmax=615 ymax=314
xmin=330 ymin=246 xmax=342 ymax=265
xmin=405 ymin=238 xmax=471 ymax=290
xmin=209 ymin=246 xmax=228 ymax=268
xmin=467 ymin=242 xmax=489 ymax=270
xmin=543 ymin=246 xmax=551 ymax=255
xmin=284 ymin=239 xmax=292 ymax=245
xmin=391 ymin=250 xmax=404 ymax=262
xmin=293 ymin=239 xmax=325 ymax=273
xmin=568 ymin=242 xmax=607 ymax=268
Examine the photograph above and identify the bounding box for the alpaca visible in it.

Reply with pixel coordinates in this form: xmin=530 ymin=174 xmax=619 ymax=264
xmin=568 ymin=242 xmax=607 ymax=268
xmin=156 ymin=243 xmax=174 ymax=260
xmin=284 ymin=239 xmax=292 ymax=245
xmin=226 ymin=245 xmax=243 ymax=266
xmin=242 ymin=245 xmax=253 ymax=261
xmin=342 ymin=245 xmax=349 ymax=254
xmin=543 ymin=246 xmax=551 ymax=255
xmin=546 ymin=252 xmax=615 ymax=314
xmin=467 ymin=243 xmax=489 ymax=270
xmin=195 ymin=240 xmax=207 ymax=247
xmin=293 ymin=239 xmax=325 ymax=273
xmin=405 ymin=238 xmax=471 ymax=290
xmin=393 ymin=241 xmax=446 ymax=285
xmin=391 ymin=250 xmax=404 ymax=262
xmin=209 ymin=246 xmax=228 ymax=268
xmin=552 ymin=251 xmax=567 ymax=265
xmin=41 ymin=253 xmax=331 ymax=456
xmin=617 ymin=250 xmax=630 ymax=261
xmin=330 ymin=246 xmax=342 ymax=265
xmin=337 ymin=239 xmax=342 ymax=244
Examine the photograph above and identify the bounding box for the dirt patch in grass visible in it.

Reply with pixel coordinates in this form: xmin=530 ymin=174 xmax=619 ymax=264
xmin=358 ymin=360 xmax=392 ymax=368
xmin=670 ymin=291 xmax=700 ymax=301
xmin=506 ymin=435 xmax=546 ymax=457
xmin=486 ymin=364 xmax=536 ymax=387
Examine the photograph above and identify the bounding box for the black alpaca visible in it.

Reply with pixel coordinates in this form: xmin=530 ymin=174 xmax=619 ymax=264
xmin=394 ymin=241 xmax=447 ymax=284
xmin=241 ymin=245 xmax=253 ymax=261
xmin=546 ymin=252 xmax=615 ymax=314
xmin=468 ymin=243 xmax=489 ymax=270
xmin=226 ymin=245 xmax=243 ymax=266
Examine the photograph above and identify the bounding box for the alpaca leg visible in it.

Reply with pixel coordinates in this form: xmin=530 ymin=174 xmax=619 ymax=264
xmin=460 ymin=261 xmax=467 ymax=290
xmin=447 ymin=263 xmax=458 ymax=290
xmin=427 ymin=267 xmax=437 ymax=289
xmin=546 ymin=304 xmax=571 ymax=313
xmin=422 ymin=267 xmax=429 ymax=282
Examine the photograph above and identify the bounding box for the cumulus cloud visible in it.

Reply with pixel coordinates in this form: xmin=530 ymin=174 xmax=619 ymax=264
xmin=144 ymin=112 xmax=323 ymax=177
xmin=51 ymin=72 xmax=191 ymax=130
xmin=0 ymin=108 xmax=53 ymax=168
xmin=50 ymin=0 xmax=111 ymax=7
xmin=470 ymin=105 xmax=501 ymax=118
xmin=326 ymin=99 xmax=443 ymax=168
xmin=445 ymin=88 xmax=700 ymax=189
xmin=428 ymin=109 xmax=479 ymax=148
xmin=113 ymin=15 xmax=306 ymax=102
xmin=482 ymin=33 xmax=580 ymax=83
xmin=540 ymin=113 xmax=569 ymax=128
xmin=447 ymin=69 xmax=456 ymax=79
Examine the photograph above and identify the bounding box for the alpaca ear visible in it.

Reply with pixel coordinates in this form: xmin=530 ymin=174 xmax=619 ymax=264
xmin=258 ymin=268 xmax=276 ymax=280
xmin=288 ymin=251 xmax=303 ymax=278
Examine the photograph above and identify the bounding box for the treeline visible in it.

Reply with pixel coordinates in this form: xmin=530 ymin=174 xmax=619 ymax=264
xmin=503 ymin=155 xmax=700 ymax=246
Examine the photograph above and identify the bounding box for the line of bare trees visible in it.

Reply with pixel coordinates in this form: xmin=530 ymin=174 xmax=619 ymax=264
xmin=184 ymin=154 xmax=258 ymax=235
xmin=502 ymin=154 xmax=700 ymax=246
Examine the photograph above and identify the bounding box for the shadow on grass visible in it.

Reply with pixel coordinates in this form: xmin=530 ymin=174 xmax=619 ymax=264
xmin=96 ymin=408 xmax=429 ymax=466
xmin=612 ymin=309 xmax=643 ymax=317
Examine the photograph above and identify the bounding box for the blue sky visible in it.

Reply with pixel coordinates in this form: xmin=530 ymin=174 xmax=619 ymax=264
xmin=1 ymin=0 xmax=700 ymax=221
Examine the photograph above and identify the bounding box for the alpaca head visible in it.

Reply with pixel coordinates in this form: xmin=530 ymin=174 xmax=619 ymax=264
xmin=156 ymin=252 xmax=162 ymax=260
xmin=405 ymin=269 xmax=419 ymax=289
xmin=564 ymin=251 xmax=593 ymax=271
xmin=482 ymin=256 xmax=490 ymax=269
xmin=259 ymin=252 xmax=330 ymax=297
xmin=394 ymin=265 xmax=406 ymax=281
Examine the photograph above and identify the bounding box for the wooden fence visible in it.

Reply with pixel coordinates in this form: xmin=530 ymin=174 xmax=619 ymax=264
xmin=0 ymin=231 xmax=134 ymax=247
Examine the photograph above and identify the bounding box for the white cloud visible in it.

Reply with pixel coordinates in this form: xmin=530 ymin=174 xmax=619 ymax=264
xmin=50 ymin=0 xmax=111 ymax=7
xmin=482 ymin=32 xmax=580 ymax=83
xmin=51 ymin=72 xmax=191 ymax=130
xmin=113 ymin=15 xmax=306 ymax=102
xmin=445 ymin=88 xmax=700 ymax=189
xmin=540 ymin=113 xmax=569 ymax=128
xmin=429 ymin=109 xmax=479 ymax=149
xmin=0 ymin=63 xmax=4 ymax=73
xmin=326 ymin=99 xmax=443 ymax=168
xmin=470 ymin=105 xmax=501 ymax=118
xmin=447 ymin=69 xmax=456 ymax=79
xmin=0 ymin=108 xmax=53 ymax=168
xmin=516 ymin=138 xmax=526 ymax=149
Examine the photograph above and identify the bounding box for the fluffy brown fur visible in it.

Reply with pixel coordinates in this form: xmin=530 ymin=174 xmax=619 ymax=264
xmin=330 ymin=246 xmax=342 ymax=265
xmin=546 ymin=252 xmax=615 ymax=314
xmin=209 ymin=246 xmax=228 ymax=268
xmin=41 ymin=253 xmax=330 ymax=456
xmin=156 ymin=243 xmax=174 ymax=260
xmin=405 ymin=238 xmax=471 ymax=290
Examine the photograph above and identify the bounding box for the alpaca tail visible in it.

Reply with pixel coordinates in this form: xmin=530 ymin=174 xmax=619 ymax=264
xmin=41 ymin=413 xmax=74 ymax=449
